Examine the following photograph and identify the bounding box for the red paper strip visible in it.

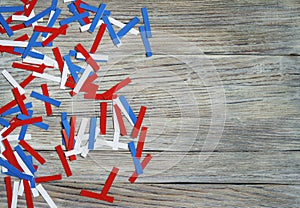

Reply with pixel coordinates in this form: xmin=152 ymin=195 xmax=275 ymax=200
xmin=14 ymin=34 xmax=29 ymax=41
xmin=131 ymin=106 xmax=147 ymax=138
xmin=62 ymin=129 xmax=69 ymax=149
xmin=15 ymin=116 xmax=43 ymax=126
xmin=23 ymin=180 xmax=34 ymax=208
xmin=2 ymin=139 xmax=23 ymax=171
xmin=113 ymin=104 xmax=127 ymax=136
xmin=41 ymin=84 xmax=52 ymax=116
xmin=0 ymin=94 xmax=26 ymax=115
xmin=1 ymin=121 xmax=18 ymax=138
xmin=55 ymin=145 xmax=72 ymax=177
xmin=80 ymin=190 xmax=114 ymax=203
xmin=24 ymin=0 xmax=38 ymax=17
xmin=136 ymin=126 xmax=148 ymax=159
xmin=90 ymin=23 xmax=106 ymax=54
xmin=0 ymin=10 xmax=23 ymax=34
xmin=52 ymin=47 xmax=64 ymax=73
xmin=68 ymin=116 xmax=76 ymax=152
xmin=101 ymin=167 xmax=119 ymax=196
xmin=0 ymin=46 xmax=19 ymax=55
xmin=101 ymin=77 xmax=131 ymax=99
xmin=19 ymin=140 xmax=46 ymax=165
xmin=19 ymin=73 xmax=36 ymax=88
xmin=24 ymin=0 xmax=38 ymax=16
xmin=11 ymin=23 xmax=26 ymax=32
xmin=74 ymin=0 xmax=91 ymax=24
xmin=12 ymin=62 xmax=46 ymax=73
xmin=42 ymin=25 xmax=68 ymax=47
xmin=129 ymin=154 xmax=152 ymax=183
xmin=62 ymin=129 xmax=76 ymax=161
xmin=34 ymin=25 xmax=62 ymax=33
xmin=35 ymin=174 xmax=62 ymax=183
xmin=75 ymin=43 xmax=99 ymax=71
xmin=12 ymin=87 xmax=29 ymax=116
xmin=4 ymin=176 xmax=12 ymax=208
xmin=100 ymin=102 xmax=107 ymax=135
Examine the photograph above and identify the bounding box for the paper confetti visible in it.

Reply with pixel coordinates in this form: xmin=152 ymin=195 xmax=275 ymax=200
xmin=0 ymin=1 xmax=153 ymax=206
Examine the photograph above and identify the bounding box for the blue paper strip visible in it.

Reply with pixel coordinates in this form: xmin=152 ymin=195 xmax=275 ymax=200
xmin=61 ymin=112 xmax=69 ymax=146
xmin=15 ymin=145 xmax=36 ymax=174
xmin=119 ymin=96 xmax=137 ymax=124
xmin=42 ymin=8 xmax=62 ymax=37
xmin=30 ymin=91 xmax=61 ymax=107
xmin=2 ymin=102 xmax=33 ymax=117
xmin=88 ymin=3 xmax=106 ymax=33
xmin=59 ymin=11 xmax=89 ymax=26
xmin=128 ymin=141 xmax=143 ymax=175
xmin=63 ymin=55 xmax=79 ymax=83
xmin=24 ymin=7 xmax=52 ymax=27
xmin=0 ymin=6 xmax=24 ymax=12
xmin=22 ymin=31 xmax=41 ymax=59
xmin=102 ymin=15 xmax=120 ymax=46
xmin=88 ymin=117 xmax=97 ymax=150
xmin=0 ymin=13 xmax=13 ymax=37
xmin=103 ymin=10 xmax=110 ymax=16
xmin=79 ymin=3 xmax=97 ymax=12
xmin=18 ymin=110 xmax=33 ymax=140
xmin=14 ymin=47 xmax=44 ymax=59
xmin=139 ymin=26 xmax=152 ymax=57
xmin=0 ymin=117 xmax=10 ymax=127
xmin=141 ymin=7 xmax=152 ymax=38
xmin=50 ymin=0 xmax=58 ymax=10
xmin=117 ymin=17 xmax=140 ymax=39
xmin=0 ymin=158 xmax=33 ymax=181
xmin=68 ymin=3 xmax=86 ymax=26
xmin=69 ymin=49 xmax=77 ymax=57
xmin=17 ymin=114 xmax=49 ymax=131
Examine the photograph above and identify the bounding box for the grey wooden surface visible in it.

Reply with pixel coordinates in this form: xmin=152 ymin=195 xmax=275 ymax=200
xmin=0 ymin=0 xmax=300 ymax=207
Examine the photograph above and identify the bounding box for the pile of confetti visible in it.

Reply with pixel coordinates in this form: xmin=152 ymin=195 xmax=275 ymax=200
xmin=0 ymin=0 xmax=153 ymax=207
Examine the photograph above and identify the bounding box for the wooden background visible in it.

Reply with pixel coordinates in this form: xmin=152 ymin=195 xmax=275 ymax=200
xmin=0 ymin=0 xmax=300 ymax=207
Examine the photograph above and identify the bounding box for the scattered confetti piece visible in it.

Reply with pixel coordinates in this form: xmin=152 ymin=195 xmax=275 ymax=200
xmin=55 ymin=145 xmax=72 ymax=177
xmin=0 ymin=2 xmax=154 ymax=206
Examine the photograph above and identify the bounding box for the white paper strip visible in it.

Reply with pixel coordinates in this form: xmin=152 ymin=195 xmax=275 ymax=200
xmin=32 ymin=49 xmax=59 ymax=68
xmin=36 ymin=184 xmax=57 ymax=208
xmin=74 ymin=118 xmax=89 ymax=150
xmin=7 ymin=134 xmax=32 ymax=141
xmin=17 ymin=180 xmax=24 ymax=196
xmin=114 ymin=97 xmax=134 ymax=126
xmin=0 ymin=142 xmax=7 ymax=172
xmin=60 ymin=61 xmax=69 ymax=89
xmin=2 ymin=70 xmax=25 ymax=95
xmin=80 ymin=20 xmax=104 ymax=32
xmin=64 ymin=148 xmax=83 ymax=157
xmin=108 ymin=16 xmax=139 ymax=35
xmin=31 ymin=188 xmax=39 ymax=197
xmin=76 ymin=53 xmax=108 ymax=62
xmin=12 ymin=181 xmax=20 ymax=208
xmin=14 ymin=152 xmax=33 ymax=176
xmin=112 ymin=101 xmax=120 ymax=150
xmin=0 ymin=40 xmax=28 ymax=47
xmin=12 ymin=13 xmax=43 ymax=22
xmin=73 ymin=65 xmax=93 ymax=94
xmin=32 ymin=72 xmax=61 ymax=83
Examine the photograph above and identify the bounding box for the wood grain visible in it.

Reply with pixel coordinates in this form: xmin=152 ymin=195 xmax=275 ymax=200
xmin=0 ymin=0 xmax=299 ymax=207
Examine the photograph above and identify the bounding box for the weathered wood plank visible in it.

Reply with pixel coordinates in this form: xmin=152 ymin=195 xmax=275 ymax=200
xmin=1 ymin=0 xmax=300 ymax=55
xmin=1 ymin=151 xmax=299 ymax=184
xmin=0 ymin=182 xmax=299 ymax=208
xmin=0 ymin=55 xmax=298 ymax=152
